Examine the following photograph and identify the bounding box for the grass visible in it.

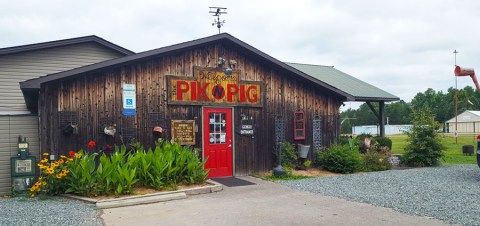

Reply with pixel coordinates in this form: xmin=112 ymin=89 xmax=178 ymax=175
xmin=388 ymin=134 xmax=478 ymax=165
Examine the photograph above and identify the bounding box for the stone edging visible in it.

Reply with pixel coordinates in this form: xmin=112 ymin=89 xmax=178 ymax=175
xmin=62 ymin=180 xmax=223 ymax=209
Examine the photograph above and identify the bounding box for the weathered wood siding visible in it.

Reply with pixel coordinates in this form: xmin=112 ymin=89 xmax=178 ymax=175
xmin=40 ymin=42 xmax=342 ymax=175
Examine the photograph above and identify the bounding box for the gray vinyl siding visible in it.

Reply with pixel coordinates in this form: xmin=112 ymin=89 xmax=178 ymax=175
xmin=0 ymin=41 xmax=126 ymax=195
xmin=0 ymin=115 xmax=39 ymax=195
xmin=0 ymin=42 xmax=125 ymax=113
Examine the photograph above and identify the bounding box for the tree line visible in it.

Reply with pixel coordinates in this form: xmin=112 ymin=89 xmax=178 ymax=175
xmin=340 ymin=86 xmax=480 ymax=133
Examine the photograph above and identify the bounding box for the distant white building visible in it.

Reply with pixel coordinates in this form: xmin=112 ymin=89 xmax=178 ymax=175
xmin=352 ymin=125 xmax=412 ymax=135
xmin=445 ymin=110 xmax=480 ymax=133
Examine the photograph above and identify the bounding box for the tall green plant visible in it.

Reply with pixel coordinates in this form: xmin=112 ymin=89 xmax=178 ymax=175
xmin=402 ymin=109 xmax=445 ymax=167
xmin=65 ymin=151 xmax=100 ymax=196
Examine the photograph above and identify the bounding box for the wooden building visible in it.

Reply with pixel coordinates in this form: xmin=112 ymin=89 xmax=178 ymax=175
xmin=0 ymin=36 xmax=133 ymax=195
xmin=20 ymin=33 xmax=399 ymax=177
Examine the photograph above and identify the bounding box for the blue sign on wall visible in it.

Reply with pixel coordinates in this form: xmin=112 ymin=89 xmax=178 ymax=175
xmin=122 ymin=84 xmax=136 ymax=116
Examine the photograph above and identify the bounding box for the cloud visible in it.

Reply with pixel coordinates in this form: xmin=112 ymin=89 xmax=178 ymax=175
xmin=2 ymin=0 xmax=480 ymax=106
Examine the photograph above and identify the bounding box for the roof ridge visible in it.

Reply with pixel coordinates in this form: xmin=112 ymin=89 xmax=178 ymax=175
xmin=285 ymin=62 xmax=334 ymax=67
xmin=0 ymin=35 xmax=134 ymax=56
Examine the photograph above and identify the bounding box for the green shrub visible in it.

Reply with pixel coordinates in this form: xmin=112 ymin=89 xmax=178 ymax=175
xmin=317 ymin=144 xmax=362 ymax=174
xmin=373 ymin=136 xmax=392 ymax=149
xmin=275 ymin=142 xmax=297 ymax=168
xmin=339 ymin=136 xmax=351 ymax=145
xmin=402 ymin=109 xmax=445 ymax=167
xmin=362 ymin=148 xmax=392 ymax=172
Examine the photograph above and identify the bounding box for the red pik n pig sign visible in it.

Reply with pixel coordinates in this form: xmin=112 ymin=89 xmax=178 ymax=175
xmin=167 ymin=67 xmax=263 ymax=107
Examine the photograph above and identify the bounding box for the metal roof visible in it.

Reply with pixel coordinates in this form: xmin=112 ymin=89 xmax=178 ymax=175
xmin=445 ymin=110 xmax=480 ymax=123
xmin=19 ymin=33 xmax=351 ymax=100
xmin=20 ymin=33 xmax=399 ymax=104
xmin=0 ymin=35 xmax=134 ymax=56
xmin=286 ymin=62 xmax=399 ymax=102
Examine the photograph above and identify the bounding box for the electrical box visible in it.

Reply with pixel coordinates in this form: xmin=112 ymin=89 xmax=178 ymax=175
xmin=11 ymin=137 xmax=35 ymax=195
xmin=294 ymin=111 xmax=306 ymax=140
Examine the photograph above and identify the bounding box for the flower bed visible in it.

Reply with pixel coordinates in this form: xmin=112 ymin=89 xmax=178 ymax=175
xmin=30 ymin=140 xmax=209 ymax=198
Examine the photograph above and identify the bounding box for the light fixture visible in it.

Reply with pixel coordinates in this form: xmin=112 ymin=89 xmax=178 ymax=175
xmin=217 ymin=57 xmax=225 ymax=68
xmin=224 ymin=67 xmax=233 ymax=75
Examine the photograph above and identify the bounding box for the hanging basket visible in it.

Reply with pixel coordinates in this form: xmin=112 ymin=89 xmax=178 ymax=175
xmin=297 ymin=144 xmax=310 ymax=158
xmin=104 ymin=126 xmax=116 ymax=136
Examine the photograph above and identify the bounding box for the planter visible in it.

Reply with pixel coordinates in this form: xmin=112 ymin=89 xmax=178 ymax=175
xmin=462 ymin=145 xmax=474 ymax=155
xmin=297 ymin=144 xmax=310 ymax=158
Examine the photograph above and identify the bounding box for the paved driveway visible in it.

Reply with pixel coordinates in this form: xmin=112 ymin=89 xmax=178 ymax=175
xmin=101 ymin=176 xmax=451 ymax=226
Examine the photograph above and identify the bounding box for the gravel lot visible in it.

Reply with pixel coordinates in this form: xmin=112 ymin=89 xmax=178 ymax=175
xmin=279 ymin=165 xmax=480 ymax=226
xmin=0 ymin=196 xmax=102 ymax=226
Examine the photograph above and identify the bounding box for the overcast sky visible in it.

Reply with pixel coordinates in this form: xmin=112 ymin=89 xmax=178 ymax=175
xmin=2 ymin=0 xmax=480 ymax=109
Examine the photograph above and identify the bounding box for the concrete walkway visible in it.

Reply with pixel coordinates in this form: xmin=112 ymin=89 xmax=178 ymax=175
xmin=101 ymin=176 xmax=452 ymax=226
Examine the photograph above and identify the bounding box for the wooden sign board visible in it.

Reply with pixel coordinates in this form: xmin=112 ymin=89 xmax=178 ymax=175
xmin=167 ymin=67 xmax=263 ymax=107
xmin=171 ymin=120 xmax=196 ymax=145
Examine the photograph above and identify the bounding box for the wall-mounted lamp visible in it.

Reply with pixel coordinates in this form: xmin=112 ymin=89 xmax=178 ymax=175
xmin=229 ymin=60 xmax=237 ymax=69
xmin=224 ymin=68 xmax=233 ymax=75
xmin=217 ymin=57 xmax=225 ymax=68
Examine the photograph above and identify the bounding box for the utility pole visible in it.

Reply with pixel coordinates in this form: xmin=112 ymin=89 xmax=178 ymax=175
xmin=454 ymin=49 xmax=458 ymax=144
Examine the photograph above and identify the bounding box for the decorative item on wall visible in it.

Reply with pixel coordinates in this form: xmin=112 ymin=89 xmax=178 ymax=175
xmin=312 ymin=115 xmax=322 ymax=150
xmin=59 ymin=111 xmax=78 ymax=136
xmin=167 ymin=67 xmax=263 ymax=107
xmin=104 ymin=124 xmax=116 ymax=136
xmin=294 ymin=111 xmax=306 ymax=140
xmin=273 ymin=116 xmax=286 ymax=176
xmin=120 ymin=117 xmax=137 ymax=145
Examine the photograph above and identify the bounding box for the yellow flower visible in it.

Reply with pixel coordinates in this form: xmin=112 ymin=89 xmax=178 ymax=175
xmin=42 ymin=181 xmax=46 ymax=186
xmin=75 ymin=153 xmax=82 ymax=158
xmin=45 ymin=167 xmax=54 ymax=175
xmin=30 ymin=194 xmax=35 ymax=198
xmin=55 ymin=174 xmax=62 ymax=179
xmin=57 ymin=159 xmax=64 ymax=164
xmin=40 ymin=159 xmax=48 ymax=163
xmin=60 ymin=155 xmax=67 ymax=159
xmin=38 ymin=176 xmax=43 ymax=180
xmin=42 ymin=153 xmax=49 ymax=156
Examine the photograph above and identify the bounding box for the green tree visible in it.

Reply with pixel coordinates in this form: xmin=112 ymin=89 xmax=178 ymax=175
xmin=385 ymin=100 xmax=412 ymax=124
xmin=402 ymin=109 xmax=445 ymax=167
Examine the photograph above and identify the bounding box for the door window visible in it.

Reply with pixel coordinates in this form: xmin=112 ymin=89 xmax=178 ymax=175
xmin=208 ymin=112 xmax=226 ymax=144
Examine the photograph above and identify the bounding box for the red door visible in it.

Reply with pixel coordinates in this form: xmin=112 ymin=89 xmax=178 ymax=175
xmin=203 ymin=107 xmax=233 ymax=178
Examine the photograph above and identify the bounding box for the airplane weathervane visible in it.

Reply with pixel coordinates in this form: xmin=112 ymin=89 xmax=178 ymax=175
xmin=209 ymin=7 xmax=227 ymax=34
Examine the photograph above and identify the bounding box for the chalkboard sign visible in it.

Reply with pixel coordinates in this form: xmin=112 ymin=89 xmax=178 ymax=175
xmin=171 ymin=120 xmax=196 ymax=145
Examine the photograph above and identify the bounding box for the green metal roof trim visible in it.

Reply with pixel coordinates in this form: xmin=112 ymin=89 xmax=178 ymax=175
xmin=286 ymin=62 xmax=399 ymax=102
